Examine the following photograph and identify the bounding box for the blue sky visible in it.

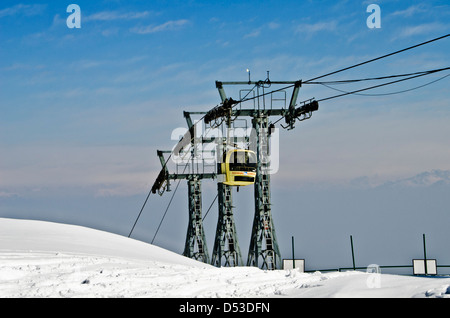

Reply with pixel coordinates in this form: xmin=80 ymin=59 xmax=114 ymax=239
xmin=1 ymin=1 xmax=450 ymax=270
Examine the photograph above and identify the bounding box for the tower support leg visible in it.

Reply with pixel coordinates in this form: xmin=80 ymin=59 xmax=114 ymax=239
xmin=211 ymin=182 xmax=243 ymax=267
xmin=247 ymin=115 xmax=281 ymax=270
xmin=183 ymin=176 xmax=210 ymax=264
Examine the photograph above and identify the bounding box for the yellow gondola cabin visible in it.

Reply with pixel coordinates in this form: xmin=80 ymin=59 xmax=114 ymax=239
xmin=220 ymin=149 xmax=257 ymax=186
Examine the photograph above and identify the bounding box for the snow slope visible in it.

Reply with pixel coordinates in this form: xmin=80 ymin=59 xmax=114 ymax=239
xmin=1 ymin=217 xmax=450 ymax=298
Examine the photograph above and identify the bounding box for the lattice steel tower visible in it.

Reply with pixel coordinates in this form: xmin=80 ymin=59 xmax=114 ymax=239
xmin=151 ymin=74 xmax=318 ymax=270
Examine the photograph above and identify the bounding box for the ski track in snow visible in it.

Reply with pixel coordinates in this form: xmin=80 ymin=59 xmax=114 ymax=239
xmin=1 ymin=218 xmax=450 ymax=298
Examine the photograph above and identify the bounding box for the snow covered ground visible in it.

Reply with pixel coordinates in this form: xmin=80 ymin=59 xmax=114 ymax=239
xmin=1 ymin=217 xmax=450 ymax=298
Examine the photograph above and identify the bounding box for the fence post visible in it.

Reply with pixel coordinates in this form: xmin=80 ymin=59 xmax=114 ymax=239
xmin=423 ymin=233 xmax=427 ymax=275
xmin=350 ymin=235 xmax=356 ymax=270
xmin=292 ymin=236 xmax=295 ymax=269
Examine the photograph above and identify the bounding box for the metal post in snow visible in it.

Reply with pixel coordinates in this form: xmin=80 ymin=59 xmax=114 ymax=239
xmin=423 ymin=233 xmax=428 ymax=275
xmin=350 ymin=235 xmax=356 ymax=271
xmin=292 ymin=236 xmax=295 ymax=269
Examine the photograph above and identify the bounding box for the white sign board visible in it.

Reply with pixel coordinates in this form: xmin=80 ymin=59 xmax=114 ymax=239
xmin=413 ymin=259 xmax=437 ymax=275
xmin=283 ymin=259 xmax=305 ymax=272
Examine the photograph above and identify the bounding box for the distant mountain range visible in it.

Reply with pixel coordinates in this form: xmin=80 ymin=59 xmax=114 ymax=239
xmin=383 ymin=169 xmax=450 ymax=188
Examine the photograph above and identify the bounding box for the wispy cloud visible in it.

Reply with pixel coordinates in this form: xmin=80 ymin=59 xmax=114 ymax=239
xmin=243 ymin=22 xmax=281 ymax=39
xmin=295 ymin=21 xmax=338 ymax=34
xmin=84 ymin=10 xmax=152 ymax=22
xmin=391 ymin=4 xmax=429 ymax=18
xmin=268 ymin=22 xmax=280 ymax=30
xmin=244 ymin=29 xmax=261 ymax=38
xmin=2 ymin=63 xmax=46 ymax=72
xmin=0 ymin=191 xmax=18 ymax=198
xmin=130 ymin=19 xmax=190 ymax=34
xmin=0 ymin=3 xmax=46 ymax=18
xmin=394 ymin=22 xmax=449 ymax=39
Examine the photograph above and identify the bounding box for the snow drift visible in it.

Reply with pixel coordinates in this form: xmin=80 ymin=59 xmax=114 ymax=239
xmin=1 ymin=217 xmax=449 ymax=298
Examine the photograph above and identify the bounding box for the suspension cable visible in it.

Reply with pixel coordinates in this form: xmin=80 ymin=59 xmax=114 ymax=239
xmin=319 ymin=73 xmax=450 ymax=97
xmin=237 ymin=34 xmax=449 ymax=105
xmin=304 ymin=67 xmax=450 ymax=85
xmin=303 ymin=34 xmax=450 ymax=83
xmin=316 ymin=68 xmax=449 ymax=102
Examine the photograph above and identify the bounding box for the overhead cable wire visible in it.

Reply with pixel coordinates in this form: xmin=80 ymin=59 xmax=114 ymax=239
xmin=316 ymin=67 xmax=449 ymax=102
xmin=151 ymin=162 xmax=188 ymax=244
xmin=303 ymin=67 xmax=450 ymax=85
xmin=319 ymin=72 xmax=450 ymax=97
xmin=128 ymin=189 xmax=152 ymax=237
xmin=303 ymin=33 xmax=450 ymax=83
xmin=237 ymin=34 xmax=449 ymax=105
xmin=202 ymin=194 xmax=218 ymax=221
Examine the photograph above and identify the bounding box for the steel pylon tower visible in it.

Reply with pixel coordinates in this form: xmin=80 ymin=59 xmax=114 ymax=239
xmin=211 ymin=80 xmax=284 ymax=269
xmin=210 ymin=116 xmax=244 ymax=267
xmin=153 ymin=150 xmax=214 ymax=264
xmin=207 ymin=78 xmax=318 ymax=269
xmin=183 ymin=175 xmax=210 ymax=263
xmin=152 ymin=108 xmax=217 ymax=265
xmin=151 ymin=75 xmax=318 ymax=269
xmin=247 ymin=115 xmax=281 ymax=269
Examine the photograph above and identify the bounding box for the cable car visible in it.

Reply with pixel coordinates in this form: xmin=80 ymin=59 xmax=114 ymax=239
xmin=220 ymin=149 xmax=257 ymax=186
